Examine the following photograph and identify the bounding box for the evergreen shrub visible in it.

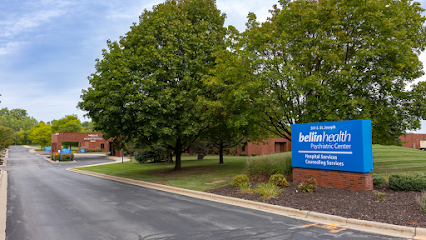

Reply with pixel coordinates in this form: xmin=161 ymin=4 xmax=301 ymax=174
xmin=372 ymin=173 xmax=387 ymax=186
xmin=389 ymin=173 xmax=426 ymax=191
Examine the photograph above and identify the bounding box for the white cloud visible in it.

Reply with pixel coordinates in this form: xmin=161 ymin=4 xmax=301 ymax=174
xmin=0 ymin=0 xmax=70 ymax=55
xmin=0 ymin=10 xmax=66 ymax=38
xmin=0 ymin=41 xmax=24 ymax=55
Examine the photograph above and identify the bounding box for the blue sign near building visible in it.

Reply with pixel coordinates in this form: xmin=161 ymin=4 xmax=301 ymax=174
xmin=291 ymin=120 xmax=373 ymax=173
xmin=44 ymin=146 xmax=51 ymax=152
xmin=61 ymin=148 xmax=72 ymax=155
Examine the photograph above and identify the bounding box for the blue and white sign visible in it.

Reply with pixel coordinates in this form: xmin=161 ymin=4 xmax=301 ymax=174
xmin=80 ymin=148 xmax=86 ymax=153
xmin=61 ymin=148 xmax=72 ymax=155
xmin=291 ymin=120 xmax=373 ymax=173
xmin=44 ymin=146 xmax=51 ymax=152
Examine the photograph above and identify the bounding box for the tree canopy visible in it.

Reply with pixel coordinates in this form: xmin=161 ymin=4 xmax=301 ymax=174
xmin=230 ymin=0 xmax=426 ymax=144
xmin=0 ymin=108 xmax=38 ymax=144
xmin=51 ymin=115 xmax=83 ymax=133
xmin=0 ymin=126 xmax=14 ymax=151
xmin=79 ymin=0 xmax=227 ymax=170
xmin=29 ymin=122 xmax=52 ymax=149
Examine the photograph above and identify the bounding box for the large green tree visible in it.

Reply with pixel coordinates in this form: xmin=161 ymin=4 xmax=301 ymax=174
xmin=81 ymin=121 xmax=94 ymax=132
xmin=79 ymin=0 xmax=227 ymax=170
xmin=203 ymin=27 xmax=266 ymax=163
xmin=51 ymin=115 xmax=83 ymax=133
xmin=17 ymin=128 xmax=32 ymax=145
xmin=0 ymin=126 xmax=14 ymax=152
xmin=0 ymin=108 xmax=38 ymax=144
xmin=234 ymin=0 xmax=426 ymax=144
xmin=29 ymin=122 xmax=52 ymax=150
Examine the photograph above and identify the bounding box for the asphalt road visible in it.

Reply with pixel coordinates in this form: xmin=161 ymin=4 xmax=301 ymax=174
xmin=3 ymin=146 xmax=402 ymax=240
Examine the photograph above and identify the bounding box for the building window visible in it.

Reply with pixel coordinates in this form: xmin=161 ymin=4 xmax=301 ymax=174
xmin=100 ymin=144 xmax=105 ymax=149
xmin=280 ymin=143 xmax=285 ymax=152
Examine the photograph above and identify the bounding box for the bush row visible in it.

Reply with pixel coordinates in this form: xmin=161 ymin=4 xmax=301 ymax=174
xmin=389 ymin=173 xmax=426 ymax=191
xmin=231 ymin=174 xmax=290 ymax=199
xmin=52 ymin=153 xmax=74 ymax=161
xmin=86 ymin=148 xmax=101 ymax=152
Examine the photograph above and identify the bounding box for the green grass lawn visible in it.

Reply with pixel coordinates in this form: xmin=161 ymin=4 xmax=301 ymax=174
xmin=76 ymin=145 xmax=426 ymax=191
xmin=77 ymin=155 xmax=250 ymax=191
xmin=372 ymin=144 xmax=426 ymax=174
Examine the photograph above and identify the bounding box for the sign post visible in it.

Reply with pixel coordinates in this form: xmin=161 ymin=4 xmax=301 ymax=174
xmin=291 ymin=120 xmax=373 ymax=190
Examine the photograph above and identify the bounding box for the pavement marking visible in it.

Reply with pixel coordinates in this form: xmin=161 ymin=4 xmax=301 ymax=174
xmin=303 ymin=223 xmax=347 ymax=233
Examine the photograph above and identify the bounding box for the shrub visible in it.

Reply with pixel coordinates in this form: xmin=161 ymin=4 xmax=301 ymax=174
xmin=372 ymin=173 xmax=387 ymax=186
xmin=94 ymin=148 xmax=100 ymax=152
xmin=87 ymin=148 xmax=93 ymax=152
xmin=60 ymin=154 xmax=74 ymax=161
xmin=416 ymin=191 xmax=426 ymax=213
xmin=134 ymin=152 xmax=148 ymax=163
xmin=190 ymin=139 xmax=211 ymax=159
xmin=251 ymin=153 xmax=257 ymax=156
xmin=231 ymin=175 xmax=250 ymax=188
xmin=52 ymin=155 xmax=60 ymax=161
xmin=269 ymin=173 xmax=290 ymax=188
xmin=389 ymin=173 xmax=426 ymax=191
xmin=298 ymin=177 xmax=317 ymax=193
xmin=254 ymin=183 xmax=282 ymax=200
xmin=372 ymin=190 xmax=386 ymax=202
xmin=246 ymin=154 xmax=292 ymax=180
xmin=240 ymin=152 xmax=247 ymax=156
xmin=230 ymin=148 xmax=237 ymax=155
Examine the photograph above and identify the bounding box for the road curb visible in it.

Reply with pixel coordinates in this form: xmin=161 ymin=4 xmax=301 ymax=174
xmin=0 ymin=170 xmax=7 ymax=240
xmin=346 ymin=218 xmax=416 ymax=239
xmin=67 ymin=168 xmax=425 ymax=239
xmin=43 ymin=156 xmax=76 ymax=164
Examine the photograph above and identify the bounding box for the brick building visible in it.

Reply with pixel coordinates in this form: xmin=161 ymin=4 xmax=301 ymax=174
xmin=236 ymin=137 xmax=291 ymax=156
xmin=400 ymin=133 xmax=426 ymax=150
xmin=51 ymin=132 xmax=123 ymax=156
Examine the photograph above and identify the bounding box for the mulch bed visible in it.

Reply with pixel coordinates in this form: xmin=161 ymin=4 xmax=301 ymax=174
xmin=206 ymin=181 xmax=426 ymax=228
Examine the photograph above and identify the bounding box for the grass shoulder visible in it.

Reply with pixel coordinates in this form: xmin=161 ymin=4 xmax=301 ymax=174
xmin=77 ymin=155 xmax=250 ymax=191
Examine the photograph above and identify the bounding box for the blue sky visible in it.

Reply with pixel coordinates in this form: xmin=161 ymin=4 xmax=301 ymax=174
xmin=1 ymin=0 xmax=426 ymax=133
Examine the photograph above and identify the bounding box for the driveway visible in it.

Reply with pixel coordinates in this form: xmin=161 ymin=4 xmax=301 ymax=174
xmin=3 ymin=146 xmax=401 ymax=240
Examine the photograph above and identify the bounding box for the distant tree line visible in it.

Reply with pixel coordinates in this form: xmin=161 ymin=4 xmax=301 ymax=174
xmin=0 ymin=108 xmax=95 ymax=149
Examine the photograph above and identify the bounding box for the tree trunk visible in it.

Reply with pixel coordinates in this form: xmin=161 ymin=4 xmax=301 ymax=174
xmin=174 ymin=141 xmax=182 ymax=171
xmin=219 ymin=144 xmax=224 ymax=164
xmin=174 ymin=151 xmax=182 ymax=171
xmin=168 ymin=150 xmax=173 ymax=164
